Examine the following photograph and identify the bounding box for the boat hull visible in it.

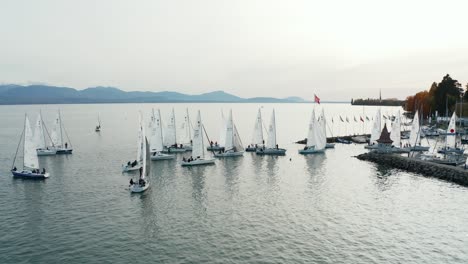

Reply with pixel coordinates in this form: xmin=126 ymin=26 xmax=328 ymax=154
xmin=122 ymin=164 xmax=141 ymax=172
xmin=337 ymin=138 xmax=352 ymax=144
xmin=162 ymin=147 xmax=186 ymax=153
xmin=37 ymin=149 xmax=57 ymax=156
xmin=207 ymin=146 xmax=224 ymax=151
xmin=214 ymin=151 xmax=244 ymax=157
xmin=325 ymin=143 xmax=335 ymax=149
xmin=150 ymin=153 xmax=175 ymax=160
xmin=364 ymin=145 xmax=379 ymax=149
xmin=438 ymin=148 xmax=464 ymax=155
xmin=298 ymin=148 xmax=325 ymax=154
xmin=55 ymin=148 xmax=73 ymax=154
xmin=130 ymin=182 xmax=149 ymax=193
xmin=12 ymin=170 xmax=49 ymax=179
xmin=411 ymin=146 xmax=430 ymax=152
xmin=245 ymin=147 xmax=258 ymax=152
xmin=255 ymin=148 xmax=287 ymax=155
xmin=181 ymin=158 xmax=216 ymax=166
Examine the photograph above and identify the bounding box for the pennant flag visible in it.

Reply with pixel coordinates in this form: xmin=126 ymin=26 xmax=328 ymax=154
xmin=354 ymin=116 xmax=357 ymax=122
xmin=383 ymin=115 xmax=387 ymax=120
xmin=340 ymin=116 xmax=344 ymax=122
xmin=332 ymin=117 xmax=334 ymax=123
xmin=314 ymin=94 xmax=320 ymax=104
xmin=360 ymin=116 xmax=364 ymax=122
xmin=346 ymin=116 xmax=350 ymax=123
xmin=366 ymin=116 xmax=370 ymax=121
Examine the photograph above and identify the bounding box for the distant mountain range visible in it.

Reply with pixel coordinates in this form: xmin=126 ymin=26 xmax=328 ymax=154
xmin=0 ymin=84 xmax=312 ymax=105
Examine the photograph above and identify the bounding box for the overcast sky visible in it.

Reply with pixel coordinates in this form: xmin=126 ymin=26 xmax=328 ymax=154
xmin=1 ymin=0 xmax=467 ymax=100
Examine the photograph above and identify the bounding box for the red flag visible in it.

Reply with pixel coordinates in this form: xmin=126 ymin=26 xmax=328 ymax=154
xmin=314 ymin=94 xmax=320 ymax=104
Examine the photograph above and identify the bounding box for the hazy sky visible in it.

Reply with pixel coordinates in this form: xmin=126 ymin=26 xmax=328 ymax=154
xmin=1 ymin=0 xmax=468 ymax=100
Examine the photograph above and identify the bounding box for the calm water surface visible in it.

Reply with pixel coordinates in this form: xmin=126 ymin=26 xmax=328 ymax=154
xmin=0 ymin=103 xmax=467 ymax=263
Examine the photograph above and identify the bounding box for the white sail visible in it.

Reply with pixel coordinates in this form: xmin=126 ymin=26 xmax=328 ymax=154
xmin=180 ymin=108 xmax=192 ymax=144
xmin=164 ymin=109 xmax=177 ymax=147
xmin=370 ymin=109 xmax=381 ymax=144
xmin=233 ymin=125 xmax=243 ymax=151
xmin=141 ymin=129 xmax=148 ymax=180
xmin=192 ymin=111 xmax=205 ymax=159
xmin=390 ymin=110 xmax=401 ymax=147
xmin=266 ymin=109 xmax=277 ymax=149
xmin=136 ymin=113 xmax=144 ymax=162
xmin=251 ymin=108 xmax=264 ymax=146
xmin=33 ymin=113 xmax=46 ymax=149
xmin=446 ymin=112 xmax=457 ymax=148
xmin=224 ymin=110 xmax=234 ymax=151
xmin=151 ymin=109 xmax=164 ymax=152
xmin=409 ymin=110 xmax=420 ymax=146
xmin=306 ymin=110 xmax=317 ymax=148
xmin=218 ymin=111 xmax=227 ymax=146
xmin=315 ymin=111 xmax=326 ymax=150
xmin=50 ymin=113 xmax=62 ymax=147
xmin=24 ymin=115 xmax=39 ymax=169
xmin=320 ymin=108 xmax=327 ymax=138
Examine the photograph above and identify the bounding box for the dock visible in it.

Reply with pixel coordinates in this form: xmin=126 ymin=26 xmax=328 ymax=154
xmin=357 ymin=152 xmax=468 ymax=187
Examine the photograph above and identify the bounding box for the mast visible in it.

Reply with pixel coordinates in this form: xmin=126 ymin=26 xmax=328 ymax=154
xmin=12 ymin=115 xmax=26 ymax=170
xmin=59 ymin=110 xmax=64 ymax=147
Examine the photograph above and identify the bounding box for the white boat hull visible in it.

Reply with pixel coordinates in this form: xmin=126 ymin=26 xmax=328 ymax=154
xmin=207 ymin=145 xmax=224 ymax=151
xmin=122 ymin=163 xmax=141 ymax=172
xmin=325 ymin=143 xmax=335 ymax=149
xmin=364 ymin=144 xmax=379 ymax=149
xmin=255 ymin=148 xmax=287 ymax=155
xmin=36 ymin=148 xmax=57 ymax=156
xmin=181 ymin=158 xmax=216 ymax=166
xmin=162 ymin=147 xmax=186 ymax=153
xmin=150 ymin=153 xmax=175 ymax=160
xmin=214 ymin=151 xmax=244 ymax=157
xmin=298 ymin=148 xmax=325 ymax=154
xmin=130 ymin=182 xmax=149 ymax=193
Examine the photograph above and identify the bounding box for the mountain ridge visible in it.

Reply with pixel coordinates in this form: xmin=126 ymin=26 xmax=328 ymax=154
xmin=0 ymin=84 xmax=310 ymax=105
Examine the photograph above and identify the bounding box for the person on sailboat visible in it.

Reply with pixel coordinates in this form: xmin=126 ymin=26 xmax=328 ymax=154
xmin=42 ymin=168 xmax=46 ymax=174
xmin=276 ymin=144 xmax=279 ymax=149
xmin=65 ymin=142 xmax=68 ymax=149
xmin=129 ymin=179 xmax=134 ymax=185
xmin=139 ymin=166 xmax=143 ymax=178
xmin=13 ymin=167 xmax=17 ymax=171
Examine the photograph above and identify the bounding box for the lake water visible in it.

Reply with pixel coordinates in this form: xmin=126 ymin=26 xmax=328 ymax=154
xmin=0 ymin=103 xmax=467 ymax=263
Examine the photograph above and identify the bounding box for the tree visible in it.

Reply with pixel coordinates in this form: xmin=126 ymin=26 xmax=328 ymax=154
xmin=432 ymin=74 xmax=462 ymax=116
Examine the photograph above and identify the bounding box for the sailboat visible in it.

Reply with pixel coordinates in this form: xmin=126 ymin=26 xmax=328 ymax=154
xmin=150 ymin=109 xmax=175 ymax=160
xmin=365 ymin=108 xmax=381 ymax=150
xmin=34 ymin=112 xmax=57 ymax=156
xmin=299 ymin=109 xmax=325 ymax=154
xmin=11 ymin=114 xmax=50 ymax=179
xmin=408 ymin=110 xmax=429 ymax=152
xmin=319 ymin=108 xmax=335 ymax=149
xmin=207 ymin=111 xmax=227 ymax=151
xmin=163 ymin=109 xmax=186 ymax=153
xmin=389 ymin=110 xmax=410 ymax=153
xmin=129 ymin=133 xmax=150 ymax=193
xmin=181 ymin=108 xmax=193 ymax=151
xmin=438 ymin=112 xmax=464 ymax=155
xmin=95 ymin=114 xmax=101 ymax=132
xmin=181 ymin=111 xmax=215 ymax=166
xmin=246 ymin=108 xmax=264 ymax=152
xmin=50 ymin=110 xmax=73 ymax=154
xmin=122 ymin=113 xmax=144 ymax=172
xmin=215 ymin=110 xmax=244 ymax=157
xmin=256 ymin=109 xmax=286 ymax=155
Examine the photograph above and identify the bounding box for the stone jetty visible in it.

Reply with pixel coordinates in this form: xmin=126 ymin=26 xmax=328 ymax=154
xmin=357 ymin=152 xmax=468 ymax=186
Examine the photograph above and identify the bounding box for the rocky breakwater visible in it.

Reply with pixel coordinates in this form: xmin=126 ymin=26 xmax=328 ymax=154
xmin=356 ymin=152 xmax=468 ymax=186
